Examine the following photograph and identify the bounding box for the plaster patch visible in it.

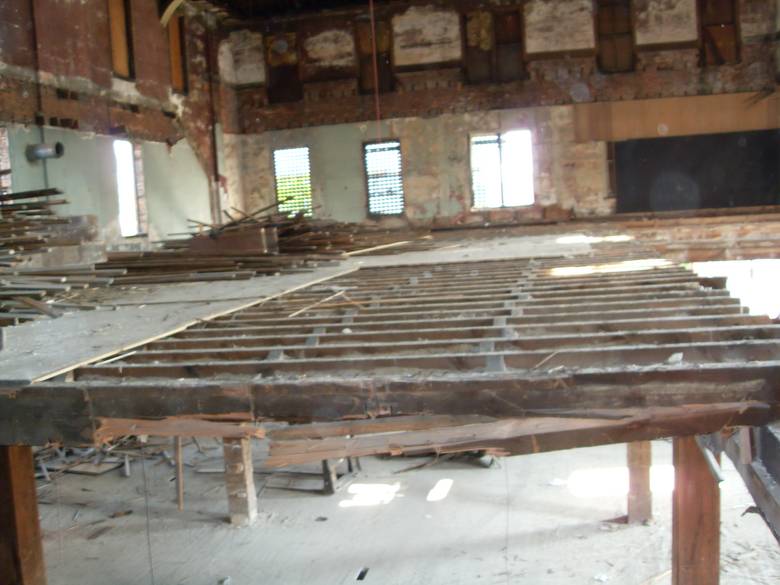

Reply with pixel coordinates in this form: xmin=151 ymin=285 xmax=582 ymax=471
xmin=392 ymin=5 xmax=462 ymax=67
xmin=524 ymin=0 xmax=595 ymax=54
xmin=303 ymin=29 xmax=356 ymax=69
xmin=634 ymin=0 xmax=698 ymax=46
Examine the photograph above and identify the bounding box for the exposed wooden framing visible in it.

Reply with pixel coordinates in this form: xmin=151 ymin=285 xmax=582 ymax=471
xmin=223 ymin=438 xmax=257 ymax=526
xmin=2 ymin=257 xmax=779 ymax=474
xmin=627 ymin=441 xmax=652 ymax=524
xmin=673 ymin=436 xmax=720 ymax=585
xmin=0 ymin=446 xmax=47 ymax=585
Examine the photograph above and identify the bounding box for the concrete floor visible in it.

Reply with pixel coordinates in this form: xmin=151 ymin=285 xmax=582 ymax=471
xmin=39 ymin=440 xmax=779 ymax=585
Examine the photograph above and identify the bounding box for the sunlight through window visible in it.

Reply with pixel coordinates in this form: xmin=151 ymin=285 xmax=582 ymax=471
xmin=471 ymin=129 xmax=534 ymax=209
xmin=113 ymin=139 xmax=140 ymax=237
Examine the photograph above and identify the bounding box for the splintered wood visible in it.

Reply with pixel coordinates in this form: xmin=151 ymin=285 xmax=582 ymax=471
xmin=3 ymin=255 xmax=779 ymax=455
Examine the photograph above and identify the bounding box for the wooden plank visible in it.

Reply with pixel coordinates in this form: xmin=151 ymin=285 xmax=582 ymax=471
xmin=94 ymin=417 xmax=264 ymax=443
xmin=108 ymin=0 xmax=131 ymax=78
xmin=0 ymin=446 xmax=47 ymax=585
xmin=223 ymin=438 xmax=257 ymax=526
xmin=673 ymin=436 xmax=720 ymax=585
xmin=627 ymin=441 xmax=652 ymax=524
xmin=76 ymin=338 xmax=780 ymax=379
xmin=265 ymin=403 xmax=773 ymax=467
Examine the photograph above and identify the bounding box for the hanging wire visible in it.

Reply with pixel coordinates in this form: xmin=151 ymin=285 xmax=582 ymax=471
xmin=368 ymin=0 xmax=383 ymax=142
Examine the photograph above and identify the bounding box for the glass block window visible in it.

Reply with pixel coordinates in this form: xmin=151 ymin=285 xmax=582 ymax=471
xmin=470 ymin=129 xmax=534 ymax=208
xmin=273 ymin=147 xmax=313 ymax=217
xmin=0 ymin=127 xmax=11 ymax=193
xmin=364 ymin=141 xmax=404 ymax=215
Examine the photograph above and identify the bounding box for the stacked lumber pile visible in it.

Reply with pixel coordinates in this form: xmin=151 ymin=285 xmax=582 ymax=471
xmin=166 ymin=201 xmax=434 ymax=258
xmin=0 ymin=188 xmax=116 ymax=327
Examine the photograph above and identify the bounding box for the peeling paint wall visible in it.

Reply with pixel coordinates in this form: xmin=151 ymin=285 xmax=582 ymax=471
xmin=392 ymin=6 xmax=462 ymax=67
xmin=634 ymin=0 xmax=698 ymax=46
xmin=524 ymin=0 xmax=595 ymax=54
xmin=224 ymin=104 xmax=612 ymax=226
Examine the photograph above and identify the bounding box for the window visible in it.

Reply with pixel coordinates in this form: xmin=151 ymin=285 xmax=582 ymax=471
xmin=596 ymin=0 xmax=634 ymax=73
xmin=266 ymin=33 xmax=303 ymax=104
xmin=464 ymin=10 xmax=525 ymax=84
xmin=700 ymin=0 xmax=739 ymax=66
xmin=108 ymin=0 xmax=134 ymax=79
xmin=356 ymin=19 xmax=394 ymax=94
xmin=470 ymin=130 xmax=534 ymax=209
xmin=0 ymin=127 xmax=11 ymax=194
xmin=364 ymin=141 xmax=404 ymax=216
xmin=113 ymin=139 xmax=145 ymax=237
xmin=273 ymin=147 xmax=313 ymax=217
xmin=168 ymin=13 xmax=188 ymax=94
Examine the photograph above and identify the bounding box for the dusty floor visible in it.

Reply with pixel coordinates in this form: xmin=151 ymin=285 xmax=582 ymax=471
xmin=39 ymin=440 xmax=779 ymax=585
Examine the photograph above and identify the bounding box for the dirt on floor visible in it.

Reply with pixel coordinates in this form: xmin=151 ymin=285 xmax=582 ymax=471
xmin=38 ymin=440 xmax=779 ymax=585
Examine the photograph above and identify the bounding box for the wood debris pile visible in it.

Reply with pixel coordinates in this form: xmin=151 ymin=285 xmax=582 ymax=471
xmin=0 ymin=187 xmax=114 ymax=327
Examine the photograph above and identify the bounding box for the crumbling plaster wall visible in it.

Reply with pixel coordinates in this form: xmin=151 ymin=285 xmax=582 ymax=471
xmin=224 ymin=104 xmax=611 ymax=225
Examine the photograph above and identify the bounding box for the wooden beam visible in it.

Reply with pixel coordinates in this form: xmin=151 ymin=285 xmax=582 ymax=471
xmin=673 ymin=436 xmax=720 ymax=585
xmin=627 ymin=441 xmax=652 ymax=524
xmin=4 ymin=362 xmax=779 ymax=445
xmin=223 ymin=438 xmax=257 ymax=526
xmin=265 ymin=403 xmax=773 ymax=467
xmin=0 ymin=446 xmax=47 ymax=585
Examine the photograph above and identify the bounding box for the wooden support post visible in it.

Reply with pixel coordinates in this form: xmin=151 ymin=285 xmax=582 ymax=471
xmin=175 ymin=436 xmax=184 ymax=512
xmin=673 ymin=436 xmax=720 ymax=585
xmin=0 ymin=446 xmax=47 ymax=585
xmin=223 ymin=438 xmax=257 ymax=526
xmin=627 ymin=441 xmax=652 ymax=524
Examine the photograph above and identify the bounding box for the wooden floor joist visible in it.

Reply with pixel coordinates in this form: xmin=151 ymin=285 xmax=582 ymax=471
xmin=1 ymin=256 xmax=778 ymax=447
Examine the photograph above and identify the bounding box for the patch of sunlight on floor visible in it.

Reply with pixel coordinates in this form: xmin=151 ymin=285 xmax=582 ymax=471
xmin=566 ymin=465 xmax=675 ymax=498
xmin=550 ymin=258 xmax=672 ymax=278
xmin=339 ymin=482 xmax=401 ymax=508
xmin=426 ymin=478 xmax=453 ymax=502
xmin=692 ymin=259 xmax=780 ymax=319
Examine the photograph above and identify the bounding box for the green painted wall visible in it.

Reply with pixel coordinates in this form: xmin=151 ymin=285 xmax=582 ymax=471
xmin=5 ymin=124 xmax=211 ymax=245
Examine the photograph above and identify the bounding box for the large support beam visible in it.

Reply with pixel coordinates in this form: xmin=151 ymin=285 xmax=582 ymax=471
xmin=0 ymin=446 xmax=47 ymax=585
xmin=627 ymin=441 xmax=652 ymax=524
xmin=223 ymin=438 xmax=257 ymax=526
xmin=673 ymin=436 xmax=720 ymax=585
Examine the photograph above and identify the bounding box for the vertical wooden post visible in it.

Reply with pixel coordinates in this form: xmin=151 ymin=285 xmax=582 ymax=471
xmin=0 ymin=446 xmax=47 ymax=585
xmin=175 ymin=437 xmax=184 ymax=512
xmin=627 ymin=441 xmax=652 ymax=523
xmin=673 ymin=436 xmax=720 ymax=585
xmin=223 ymin=438 xmax=257 ymax=526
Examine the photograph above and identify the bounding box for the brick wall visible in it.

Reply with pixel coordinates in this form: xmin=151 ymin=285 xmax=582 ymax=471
xmin=0 ymin=0 xmax=220 ymax=213
xmin=218 ymin=0 xmax=777 ymax=133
